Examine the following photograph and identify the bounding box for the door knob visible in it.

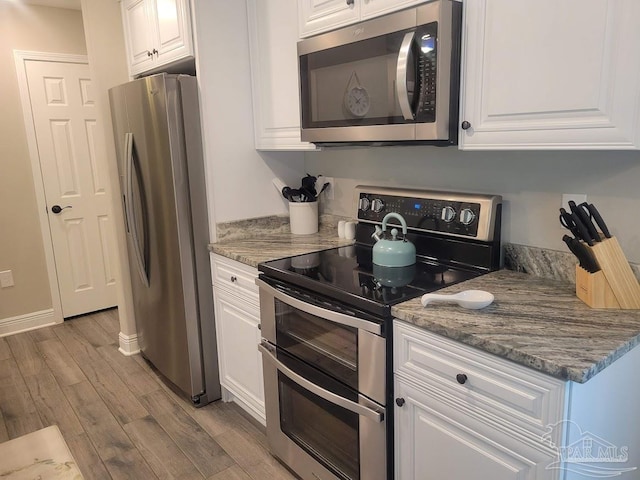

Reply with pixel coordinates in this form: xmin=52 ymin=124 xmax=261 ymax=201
xmin=51 ymin=205 xmax=72 ymax=214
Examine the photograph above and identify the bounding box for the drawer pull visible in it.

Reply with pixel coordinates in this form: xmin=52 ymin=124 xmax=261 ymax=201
xmin=230 ymin=276 xmax=237 ymax=283
xmin=456 ymin=373 xmax=468 ymax=385
xmin=395 ymin=397 xmax=406 ymax=407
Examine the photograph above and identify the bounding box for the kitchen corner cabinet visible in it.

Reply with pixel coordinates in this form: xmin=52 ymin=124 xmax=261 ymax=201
xmin=298 ymin=0 xmax=426 ymax=38
xmin=247 ymin=0 xmax=315 ymax=151
xmin=121 ymin=0 xmax=194 ymax=77
xmin=459 ymin=0 xmax=640 ymax=150
xmin=394 ymin=320 xmax=640 ymax=480
xmin=211 ymin=254 xmax=265 ymax=425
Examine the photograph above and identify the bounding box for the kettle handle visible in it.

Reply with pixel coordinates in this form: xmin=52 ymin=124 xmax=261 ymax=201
xmin=381 ymin=212 xmax=408 ymax=236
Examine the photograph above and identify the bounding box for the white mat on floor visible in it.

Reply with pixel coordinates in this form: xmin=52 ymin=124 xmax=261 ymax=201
xmin=0 ymin=425 xmax=83 ymax=479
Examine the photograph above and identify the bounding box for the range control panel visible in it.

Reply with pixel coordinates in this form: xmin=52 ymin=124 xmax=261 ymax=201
xmin=355 ymin=186 xmax=502 ymax=242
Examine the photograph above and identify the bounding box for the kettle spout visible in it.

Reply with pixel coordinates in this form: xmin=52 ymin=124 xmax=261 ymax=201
xmin=371 ymin=225 xmax=383 ymax=242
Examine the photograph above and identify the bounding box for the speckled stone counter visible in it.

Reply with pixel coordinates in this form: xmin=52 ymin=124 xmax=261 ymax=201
xmin=391 ymin=269 xmax=640 ymax=383
xmin=209 ymin=215 xmax=354 ymax=267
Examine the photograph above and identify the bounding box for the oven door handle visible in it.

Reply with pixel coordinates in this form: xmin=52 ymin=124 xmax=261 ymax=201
xmin=256 ymin=278 xmax=382 ymax=335
xmin=259 ymin=343 xmax=384 ymax=423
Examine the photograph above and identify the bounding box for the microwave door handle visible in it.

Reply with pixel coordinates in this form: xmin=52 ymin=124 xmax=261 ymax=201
xmin=258 ymin=343 xmax=384 ymax=423
xmin=396 ymin=31 xmax=415 ymax=121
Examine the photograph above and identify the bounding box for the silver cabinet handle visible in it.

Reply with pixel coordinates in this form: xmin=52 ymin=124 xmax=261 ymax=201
xmin=256 ymin=278 xmax=381 ymax=335
xmin=396 ymin=31 xmax=415 ymax=121
xmin=259 ymin=343 xmax=384 ymax=422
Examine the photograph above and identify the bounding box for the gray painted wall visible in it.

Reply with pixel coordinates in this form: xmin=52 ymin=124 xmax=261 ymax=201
xmin=305 ymin=147 xmax=640 ymax=262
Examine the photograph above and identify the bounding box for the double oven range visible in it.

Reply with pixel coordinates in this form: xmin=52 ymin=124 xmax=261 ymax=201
xmin=257 ymin=186 xmax=502 ymax=480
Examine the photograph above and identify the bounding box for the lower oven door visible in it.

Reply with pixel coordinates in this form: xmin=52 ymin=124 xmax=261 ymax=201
xmin=259 ymin=341 xmax=386 ymax=480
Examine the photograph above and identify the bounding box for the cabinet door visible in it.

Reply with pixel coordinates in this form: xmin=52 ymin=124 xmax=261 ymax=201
xmin=122 ymin=0 xmax=155 ymax=75
xmin=247 ymin=0 xmax=316 ymax=150
xmin=213 ymin=288 xmax=265 ymax=424
xmin=460 ymin=0 xmax=640 ymax=150
xmin=150 ymin=0 xmax=193 ymax=67
xmin=395 ymin=377 xmax=558 ymax=480
xmin=298 ymin=0 xmax=360 ymax=38
xmin=360 ymin=0 xmax=426 ymax=20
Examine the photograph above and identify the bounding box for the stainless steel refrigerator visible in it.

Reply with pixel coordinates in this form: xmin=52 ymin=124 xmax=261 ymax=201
xmin=109 ymin=73 xmax=220 ymax=406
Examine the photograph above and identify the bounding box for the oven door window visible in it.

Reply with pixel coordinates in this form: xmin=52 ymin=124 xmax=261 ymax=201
xmin=278 ymin=354 xmax=360 ymax=480
xmin=275 ymin=298 xmax=357 ymax=391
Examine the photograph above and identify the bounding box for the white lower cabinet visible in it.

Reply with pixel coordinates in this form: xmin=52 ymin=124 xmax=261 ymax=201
xmin=211 ymin=254 xmax=265 ymax=425
xmin=395 ymin=377 xmax=557 ymax=480
xmin=394 ymin=321 xmax=562 ymax=480
xmin=394 ymin=314 xmax=640 ymax=480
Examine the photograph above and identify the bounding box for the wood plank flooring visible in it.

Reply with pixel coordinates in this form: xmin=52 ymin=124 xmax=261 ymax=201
xmin=0 ymin=309 xmax=297 ymax=480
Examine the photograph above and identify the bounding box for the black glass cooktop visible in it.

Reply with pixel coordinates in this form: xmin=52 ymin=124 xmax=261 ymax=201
xmin=258 ymin=244 xmax=482 ymax=318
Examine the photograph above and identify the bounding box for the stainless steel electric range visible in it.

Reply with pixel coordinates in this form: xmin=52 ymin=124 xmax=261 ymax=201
xmin=257 ymin=186 xmax=502 ymax=480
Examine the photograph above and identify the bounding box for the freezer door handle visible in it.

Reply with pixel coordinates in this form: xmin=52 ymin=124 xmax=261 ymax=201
xmin=124 ymin=132 xmax=150 ymax=288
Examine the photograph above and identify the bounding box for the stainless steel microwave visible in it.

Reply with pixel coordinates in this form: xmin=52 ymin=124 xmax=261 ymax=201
xmin=298 ymin=0 xmax=462 ymax=146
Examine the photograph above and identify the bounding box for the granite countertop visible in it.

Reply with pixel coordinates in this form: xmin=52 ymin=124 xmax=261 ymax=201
xmin=209 ymin=221 xmax=640 ymax=384
xmin=392 ymin=269 xmax=640 ymax=383
xmin=209 ymin=221 xmax=354 ymax=267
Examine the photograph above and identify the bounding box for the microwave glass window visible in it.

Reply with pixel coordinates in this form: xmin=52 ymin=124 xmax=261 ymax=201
xmin=300 ymin=23 xmax=438 ymax=129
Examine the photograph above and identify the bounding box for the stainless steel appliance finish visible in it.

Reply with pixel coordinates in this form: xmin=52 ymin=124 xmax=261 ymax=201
xmin=298 ymin=0 xmax=462 ymax=146
xmin=257 ymin=278 xmax=387 ymax=480
xmin=109 ymin=74 xmax=220 ymax=406
xmin=355 ymin=185 xmax=503 ymax=243
xmin=257 ymin=186 xmax=502 ymax=480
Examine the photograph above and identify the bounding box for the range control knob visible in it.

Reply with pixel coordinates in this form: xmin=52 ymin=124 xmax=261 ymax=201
xmin=441 ymin=206 xmax=456 ymax=222
xmin=359 ymin=197 xmax=371 ymax=211
xmin=371 ymin=198 xmax=385 ymax=213
xmin=460 ymin=208 xmax=476 ymax=225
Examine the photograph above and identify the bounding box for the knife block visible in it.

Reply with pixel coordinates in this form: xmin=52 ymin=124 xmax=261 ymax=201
xmin=576 ymin=237 xmax=640 ymax=309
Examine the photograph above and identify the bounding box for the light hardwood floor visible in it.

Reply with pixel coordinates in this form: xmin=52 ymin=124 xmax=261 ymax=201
xmin=0 ymin=308 xmax=297 ymax=480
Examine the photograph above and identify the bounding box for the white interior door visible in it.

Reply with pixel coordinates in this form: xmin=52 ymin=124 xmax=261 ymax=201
xmin=25 ymin=59 xmax=117 ymax=318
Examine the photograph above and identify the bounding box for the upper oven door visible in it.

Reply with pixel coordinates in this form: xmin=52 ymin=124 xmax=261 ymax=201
xmin=257 ymin=277 xmax=386 ymax=406
xmin=298 ymin=1 xmax=459 ymax=144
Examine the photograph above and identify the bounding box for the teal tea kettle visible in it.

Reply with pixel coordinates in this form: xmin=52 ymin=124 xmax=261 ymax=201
xmin=372 ymin=212 xmax=416 ymax=267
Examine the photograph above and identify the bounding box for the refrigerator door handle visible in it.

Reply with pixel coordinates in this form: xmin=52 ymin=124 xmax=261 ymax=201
xmin=124 ymin=132 xmax=150 ymax=288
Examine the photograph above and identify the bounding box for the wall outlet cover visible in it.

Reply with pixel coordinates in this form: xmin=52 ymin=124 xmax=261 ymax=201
xmin=562 ymin=193 xmax=587 ymax=211
xmin=0 ymin=270 xmax=14 ymax=288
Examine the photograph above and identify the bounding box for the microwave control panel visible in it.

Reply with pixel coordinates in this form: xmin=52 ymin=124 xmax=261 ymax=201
xmin=415 ymin=23 xmax=438 ymax=122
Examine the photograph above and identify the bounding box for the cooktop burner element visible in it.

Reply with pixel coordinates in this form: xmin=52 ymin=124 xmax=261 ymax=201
xmin=259 ymin=186 xmax=502 ymax=318
xmin=259 ymin=244 xmax=481 ymax=317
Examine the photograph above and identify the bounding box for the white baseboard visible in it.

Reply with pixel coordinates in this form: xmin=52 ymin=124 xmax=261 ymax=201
xmin=118 ymin=331 xmax=140 ymax=356
xmin=0 ymin=309 xmax=58 ymax=337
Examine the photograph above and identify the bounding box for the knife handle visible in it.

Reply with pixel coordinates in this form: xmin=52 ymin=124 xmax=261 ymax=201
xmin=568 ymin=201 xmax=598 ymax=245
xmin=586 ymin=203 xmax=612 ymax=238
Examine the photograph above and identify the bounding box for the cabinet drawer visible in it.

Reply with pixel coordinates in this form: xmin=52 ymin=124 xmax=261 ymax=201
xmin=211 ymin=254 xmax=259 ymax=300
xmin=394 ymin=321 xmax=565 ymax=437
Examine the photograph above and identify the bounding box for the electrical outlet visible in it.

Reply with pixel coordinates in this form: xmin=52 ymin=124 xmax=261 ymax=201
xmin=0 ymin=270 xmax=14 ymax=288
xmin=323 ymin=177 xmax=334 ymax=200
xmin=561 ymin=193 xmax=587 ymax=211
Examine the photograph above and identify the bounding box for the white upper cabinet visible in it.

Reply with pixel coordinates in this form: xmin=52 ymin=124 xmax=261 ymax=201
xmin=460 ymin=0 xmax=640 ymax=150
xmin=298 ymin=0 xmax=359 ymax=38
xmin=121 ymin=0 xmax=194 ymax=77
xmin=360 ymin=0 xmax=428 ymax=20
xmin=298 ymin=0 xmax=427 ymax=38
xmin=247 ymin=0 xmax=316 ymax=150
